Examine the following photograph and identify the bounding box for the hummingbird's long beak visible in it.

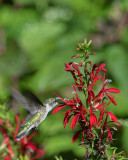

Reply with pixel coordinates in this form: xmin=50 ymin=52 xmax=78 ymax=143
xmin=58 ymin=102 xmax=65 ymax=105
xmin=55 ymin=97 xmax=68 ymax=105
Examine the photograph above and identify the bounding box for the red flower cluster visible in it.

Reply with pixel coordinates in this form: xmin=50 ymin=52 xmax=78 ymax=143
xmin=0 ymin=118 xmax=15 ymax=160
xmin=0 ymin=114 xmax=45 ymax=160
xmin=65 ymin=62 xmax=84 ymax=86
xmin=53 ymin=42 xmax=121 ymax=154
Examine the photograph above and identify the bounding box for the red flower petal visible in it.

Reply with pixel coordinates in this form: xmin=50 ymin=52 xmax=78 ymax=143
xmin=52 ymin=93 xmax=66 ymax=102
xmin=72 ymin=63 xmax=80 ymax=75
xmin=1 ymin=137 xmax=9 ymax=148
xmin=105 ymin=111 xmax=117 ymax=122
xmin=106 ymin=125 xmax=113 ymax=142
xmin=81 ymin=132 xmax=85 ymax=146
xmin=72 ymin=130 xmax=81 ymax=143
xmin=71 ymin=55 xmax=80 ymax=59
xmin=94 ymin=103 xmax=106 ymax=110
xmin=80 ymin=113 xmax=86 ymax=122
xmin=98 ymin=109 xmax=104 ymax=127
xmin=73 ymin=84 xmax=85 ymax=89
xmin=93 ymin=63 xmax=106 ymax=81
xmin=85 ymin=67 xmax=88 ymax=71
xmin=105 ymin=88 xmax=120 ymax=93
xmin=87 ymin=90 xmax=92 ymax=103
xmin=111 ymin=121 xmax=122 ymax=125
xmin=3 ymin=154 xmax=11 ymax=160
xmin=91 ymin=90 xmax=95 ymax=99
xmin=102 ymin=68 xmax=107 ymax=72
xmin=52 ymin=105 xmax=65 ymax=114
xmin=63 ymin=111 xmax=72 ymax=127
xmin=6 ymin=138 xmax=14 ymax=157
xmin=14 ymin=114 xmax=19 ymax=138
xmin=92 ymin=63 xmax=98 ymax=72
xmin=66 ymin=100 xmax=76 ymax=106
xmin=98 ymin=63 xmax=106 ymax=72
xmin=28 ymin=131 xmax=37 ymax=141
xmin=65 ymin=63 xmax=73 ymax=72
xmin=71 ymin=114 xmax=80 ymax=130
xmin=103 ymin=73 xmax=105 ymax=83
xmin=78 ymin=61 xmax=85 ymax=66
xmin=97 ymin=76 xmax=102 ymax=80
xmin=90 ymin=113 xmax=97 ymax=127
xmin=106 ymin=94 xmax=117 ymax=105
xmin=26 ymin=142 xmax=44 ymax=160
xmin=63 ymin=109 xmax=78 ymax=114
xmin=0 ymin=118 xmax=4 ymax=125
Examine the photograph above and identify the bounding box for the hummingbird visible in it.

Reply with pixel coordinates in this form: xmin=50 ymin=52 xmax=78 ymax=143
xmin=11 ymin=88 xmax=60 ymax=141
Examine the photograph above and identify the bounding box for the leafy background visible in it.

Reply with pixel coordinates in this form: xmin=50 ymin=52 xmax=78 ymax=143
xmin=0 ymin=0 xmax=128 ymax=159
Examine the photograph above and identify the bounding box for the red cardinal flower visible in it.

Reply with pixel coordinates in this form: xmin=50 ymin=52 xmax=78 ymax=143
xmin=65 ymin=62 xmax=84 ymax=85
xmin=72 ymin=130 xmax=82 ymax=143
xmin=53 ymin=85 xmax=87 ymax=130
xmin=90 ymin=112 xmax=97 ymax=127
xmin=53 ymin=39 xmax=122 ymax=159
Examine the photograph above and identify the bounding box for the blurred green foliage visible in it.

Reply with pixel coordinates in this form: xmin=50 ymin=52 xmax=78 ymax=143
xmin=0 ymin=0 xmax=128 ymax=159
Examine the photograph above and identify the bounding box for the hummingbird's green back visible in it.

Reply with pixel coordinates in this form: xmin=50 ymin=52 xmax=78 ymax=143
xmin=16 ymin=112 xmax=41 ymax=141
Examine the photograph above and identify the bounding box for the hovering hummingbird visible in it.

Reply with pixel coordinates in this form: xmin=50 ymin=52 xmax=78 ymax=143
xmin=11 ymin=88 xmax=61 ymax=141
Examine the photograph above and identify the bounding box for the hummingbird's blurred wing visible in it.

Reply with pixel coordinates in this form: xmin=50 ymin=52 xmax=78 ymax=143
xmin=11 ymin=88 xmax=43 ymax=115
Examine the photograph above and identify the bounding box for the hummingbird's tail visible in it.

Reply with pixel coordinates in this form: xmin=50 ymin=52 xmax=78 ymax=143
xmin=16 ymin=129 xmax=28 ymax=141
xmin=16 ymin=115 xmax=34 ymax=141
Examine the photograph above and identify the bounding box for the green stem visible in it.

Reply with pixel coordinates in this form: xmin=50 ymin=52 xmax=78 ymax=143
xmin=84 ymin=56 xmax=89 ymax=107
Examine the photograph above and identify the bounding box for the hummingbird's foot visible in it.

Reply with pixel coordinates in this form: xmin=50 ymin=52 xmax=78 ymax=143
xmin=34 ymin=127 xmax=38 ymax=131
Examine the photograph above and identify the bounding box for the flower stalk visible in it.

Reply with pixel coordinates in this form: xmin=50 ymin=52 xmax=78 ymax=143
xmin=53 ymin=39 xmax=126 ymax=159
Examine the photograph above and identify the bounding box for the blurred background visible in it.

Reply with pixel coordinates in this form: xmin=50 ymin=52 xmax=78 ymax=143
xmin=0 ymin=0 xmax=128 ymax=159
